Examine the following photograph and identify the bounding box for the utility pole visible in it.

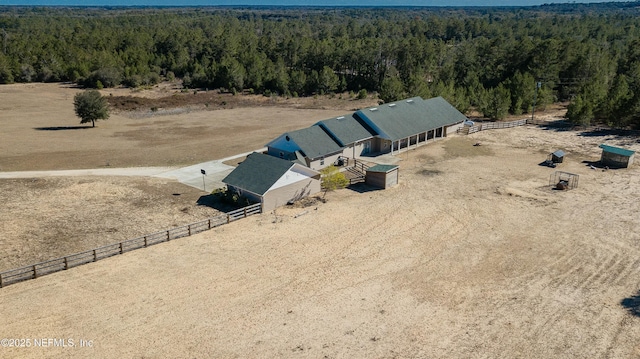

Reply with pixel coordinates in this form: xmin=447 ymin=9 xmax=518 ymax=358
xmin=531 ymin=81 xmax=542 ymax=122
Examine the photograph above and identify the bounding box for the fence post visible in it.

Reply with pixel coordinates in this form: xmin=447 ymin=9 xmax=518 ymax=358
xmin=144 ymin=236 xmax=148 ymax=247
xmin=93 ymin=249 xmax=97 ymax=262
xmin=167 ymin=230 xmax=170 ymax=241
xmin=208 ymin=219 xmax=211 ymax=229
xmin=227 ymin=214 xmax=230 ymax=224
xmin=33 ymin=265 xmax=38 ymax=279
xmin=64 ymin=257 xmax=68 ymax=270
xmin=0 ymin=272 xmax=3 ymax=288
xmin=119 ymin=242 xmax=123 ymax=254
xmin=188 ymin=225 xmax=192 ymax=236
xmin=244 ymin=207 xmax=247 ymax=217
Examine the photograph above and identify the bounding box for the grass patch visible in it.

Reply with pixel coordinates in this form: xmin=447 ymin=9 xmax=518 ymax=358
xmin=418 ymin=169 xmax=442 ymax=177
xmin=443 ymin=137 xmax=493 ymax=158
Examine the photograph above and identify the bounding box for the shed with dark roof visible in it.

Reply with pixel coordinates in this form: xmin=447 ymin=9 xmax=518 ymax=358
xmin=549 ymin=150 xmax=565 ymax=163
xmin=222 ymin=152 xmax=321 ymax=211
xmin=599 ymin=144 xmax=635 ymax=168
xmin=365 ymin=164 xmax=399 ymax=189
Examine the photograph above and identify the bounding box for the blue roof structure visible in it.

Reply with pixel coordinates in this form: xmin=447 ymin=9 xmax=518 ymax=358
xmin=265 ymin=96 xmax=468 ymax=164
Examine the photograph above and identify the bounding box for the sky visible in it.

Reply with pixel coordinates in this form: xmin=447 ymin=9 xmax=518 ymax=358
xmin=0 ymin=0 xmax=635 ymax=7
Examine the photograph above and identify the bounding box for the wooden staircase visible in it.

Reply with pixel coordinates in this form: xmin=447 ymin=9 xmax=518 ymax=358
xmin=344 ymin=160 xmax=371 ymax=184
xmin=344 ymin=167 xmax=365 ymax=184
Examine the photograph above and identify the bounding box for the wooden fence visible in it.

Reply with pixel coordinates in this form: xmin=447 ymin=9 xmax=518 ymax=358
xmin=0 ymin=203 xmax=262 ymax=289
xmin=458 ymin=118 xmax=528 ymax=135
xmin=527 ymin=118 xmax=556 ymax=126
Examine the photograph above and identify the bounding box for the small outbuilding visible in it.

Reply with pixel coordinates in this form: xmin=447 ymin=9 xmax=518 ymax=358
xmin=365 ymin=164 xmax=399 ymax=189
xmin=599 ymin=144 xmax=635 ymax=168
xmin=222 ymin=152 xmax=321 ymax=211
xmin=548 ymin=150 xmax=565 ymax=163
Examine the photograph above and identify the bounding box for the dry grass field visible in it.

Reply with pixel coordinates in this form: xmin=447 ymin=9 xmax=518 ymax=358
xmin=1 ymin=83 xmax=640 ymax=358
xmin=0 ymin=83 xmax=377 ymax=271
xmin=0 ymin=82 xmax=376 ymax=171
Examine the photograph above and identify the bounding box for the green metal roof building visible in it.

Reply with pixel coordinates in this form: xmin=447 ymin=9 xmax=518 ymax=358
xmin=365 ymin=164 xmax=399 ymax=189
xmin=354 ymin=96 xmax=468 ymax=155
xmin=222 ymin=152 xmax=321 ymax=211
xmin=265 ymin=125 xmax=345 ymax=170
xmin=355 ymin=97 xmax=467 ymax=142
xmin=316 ymin=114 xmax=373 ymax=147
xmin=599 ymin=144 xmax=636 ymax=168
xmin=265 ymin=96 xmax=468 ymax=168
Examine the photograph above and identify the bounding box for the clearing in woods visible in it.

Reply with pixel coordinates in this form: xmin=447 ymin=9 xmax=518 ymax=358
xmin=1 ymin=83 xmax=640 ymax=358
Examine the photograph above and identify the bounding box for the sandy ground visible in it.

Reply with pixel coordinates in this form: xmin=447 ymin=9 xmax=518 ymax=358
xmin=1 ymin=124 xmax=640 ymax=358
xmin=0 ymin=83 xmax=376 ymax=171
xmin=0 ymin=176 xmax=222 ymax=272
xmin=0 ymin=83 xmax=374 ymax=271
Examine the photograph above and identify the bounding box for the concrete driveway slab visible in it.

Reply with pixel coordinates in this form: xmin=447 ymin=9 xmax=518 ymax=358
xmin=0 ymin=148 xmax=266 ymax=192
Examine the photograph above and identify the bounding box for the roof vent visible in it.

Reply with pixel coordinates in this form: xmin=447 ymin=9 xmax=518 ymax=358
xmin=370 ymin=108 xmax=378 ymax=111
xmin=389 ymin=103 xmax=396 ymax=107
xmin=406 ymin=99 xmax=414 ymax=103
xmin=285 ymin=135 xmax=290 ymax=141
xmin=337 ymin=116 xmax=345 ymax=119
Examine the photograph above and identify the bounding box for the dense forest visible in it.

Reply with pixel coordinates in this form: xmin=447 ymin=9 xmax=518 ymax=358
xmin=1 ymin=3 xmax=640 ymax=126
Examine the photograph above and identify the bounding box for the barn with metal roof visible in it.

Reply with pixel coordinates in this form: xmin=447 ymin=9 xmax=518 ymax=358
xmin=354 ymin=96 xmax=467 ymax=155
xmin=599 ymin=144 xmax=635 ymax=168
xmin=222 ymin=152 xmax=321 ymax=211
xmin=265 ymin=96 xmax=467 ymax=168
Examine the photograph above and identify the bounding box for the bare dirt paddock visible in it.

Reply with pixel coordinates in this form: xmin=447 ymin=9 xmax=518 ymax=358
xmin=2 ymin=120 xmax=640 ymax=357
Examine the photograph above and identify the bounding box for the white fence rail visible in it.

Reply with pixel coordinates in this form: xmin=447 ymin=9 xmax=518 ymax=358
xmin=458 ymin=119 xmax=528 ymax=135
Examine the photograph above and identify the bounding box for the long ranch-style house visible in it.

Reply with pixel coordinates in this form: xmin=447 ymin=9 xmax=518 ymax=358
xmin=354 ymin=96 xmax=468 ymax=155
xmin=265 ymin=125 xmax=344 ymax=170
xmin=316 ymin=113 xmax=376 ymax=161
xmin=266 ymin=96 xmax=468 ymax=170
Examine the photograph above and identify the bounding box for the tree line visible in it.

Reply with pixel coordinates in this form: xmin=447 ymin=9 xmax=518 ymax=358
xmin=1 ymin=3 xmax=640 ymax=127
